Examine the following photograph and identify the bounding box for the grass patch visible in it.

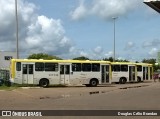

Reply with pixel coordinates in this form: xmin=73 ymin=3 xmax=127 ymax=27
xmin=0 ymin=85 xmax=19 ymax=91
xmin=12 ymin=84 xmax=39 ymax=87
xmin=11 ymin=84 xmax=67 ymax=88
xmin=0 ymin=84 xmax=40 ymax=90
xmin=0 ymin=83 xmax=67 ymax=90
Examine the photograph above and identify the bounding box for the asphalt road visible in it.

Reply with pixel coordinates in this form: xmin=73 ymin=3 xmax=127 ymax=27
xmin=0 ymin=81 xmax=160 ymax=119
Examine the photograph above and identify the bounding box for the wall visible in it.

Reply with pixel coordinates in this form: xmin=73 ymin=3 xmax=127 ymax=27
xmin=0 ymin=51 xmax=17 ymax=70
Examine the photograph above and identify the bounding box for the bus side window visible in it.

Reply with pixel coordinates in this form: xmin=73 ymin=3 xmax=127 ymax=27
xmin=82 ymin=63 xmax=91 ymax=72
xmin=45 ymin=63 xmax=58 ymax=71
xmin=92 ymin=63 xmax=100 ymax=72
xmin=72 ymin=63 xmax=81 ymax=72
xmin=112 ymin=65 xmax=120 ymax=72
xmin=137 ymin=66 xmax=142 ymax=72
xmin=35 ymin=63 xmax=44 ymax=71
xmin=16 ymin=62 xmax=21 ymax=71
xmin=121 ymin=65 xmax=128 ymax=72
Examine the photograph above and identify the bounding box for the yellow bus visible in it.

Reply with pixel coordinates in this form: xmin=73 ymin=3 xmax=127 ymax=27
xmin=136 ymin=63 xmax=153 ymax=82
xmin=111 ymin=62 xmax=137 ymax=84
xmin=10 ymin=59 xmax=111 ymax=87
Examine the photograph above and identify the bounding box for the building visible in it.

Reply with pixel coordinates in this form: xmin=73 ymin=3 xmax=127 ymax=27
xmin=0 ymin=51 xmax=17 ymax=70
xmin=144 ymin=0 xmax=160 ymax=13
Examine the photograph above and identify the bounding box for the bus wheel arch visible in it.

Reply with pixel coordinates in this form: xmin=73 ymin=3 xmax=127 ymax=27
xmin=39 ymin=78 xmax=49 ymax=87
xmin=119 ymin=77 xmax=127 ymax=84
xmin=137 ymin=76 xmax=141 ymax=82
xmin=89 ymin=78 xmax=99 ymax=87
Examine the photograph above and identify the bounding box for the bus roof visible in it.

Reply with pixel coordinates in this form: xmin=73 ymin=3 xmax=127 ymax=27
xmin=11 ymin=59 xmax=111 ymax=64
xmin=136 ymin=63 xmax=152 ymax=66
xmin=111 ymin=62 xmax=136 ymax=65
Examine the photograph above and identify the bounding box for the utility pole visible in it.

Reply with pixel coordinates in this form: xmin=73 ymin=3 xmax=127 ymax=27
xmin=112 ymin=17 xmax=118 ymax=62
xmin=15 ymin=0 xmax=19 ymax=59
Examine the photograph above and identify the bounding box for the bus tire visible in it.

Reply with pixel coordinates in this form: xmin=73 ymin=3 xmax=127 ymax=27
xmin=119 ymin=77 xmax=126 ymax=84
xmin=137 ymin=77 xmax=141 ymax=82
xmin=89 ymin=79 xmax=98 ymax=87
xmin=39 ymin=78 xmax=49 ymax=88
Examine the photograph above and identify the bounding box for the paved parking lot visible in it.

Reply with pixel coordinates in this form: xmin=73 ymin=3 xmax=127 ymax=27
xmin=0 ymin=81 xmax=157 ymax=109
xmin=0 ymin=81 xmax=160 ymax=119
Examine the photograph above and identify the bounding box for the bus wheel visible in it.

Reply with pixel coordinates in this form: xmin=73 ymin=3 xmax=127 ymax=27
xmin=39 ymin=79 xmax=49 ymax=87
xmin=90 ymin=79 xmax=98 ymax=87
xmin=137 ymin=77 xmax=141 ymax=82
xmin=119 ymin=78 xmax=126 ymax=84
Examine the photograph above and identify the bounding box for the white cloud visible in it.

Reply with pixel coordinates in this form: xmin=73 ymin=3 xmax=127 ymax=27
xmin=80 ymin=51 xmax=88 ymax=57
xmin=104 ymin=51 xmax=113 ymax=57
xmin=70 ymin=0 xmax=88 ymax=20
xmin=71 ymin=0 xmax=141 ymax=21
xmin=148 ymin=48 xmax=158 ymax=56
xmin=25 ymin=15 xmax=72 ymax=55
xmin=91 ymin=0 xmax=140 ymax=20
xmin=0 ymin=0 xmax=72 ymax=58
xmin=94 ymin=46 xmax=103 ymax=54
xmin=143 ymin=39 xmax=160 ymax=48
xmin=124 ymin=41 xmax=135 ymax=50
xmin=66 ymin=46 xmax=104 ymax=59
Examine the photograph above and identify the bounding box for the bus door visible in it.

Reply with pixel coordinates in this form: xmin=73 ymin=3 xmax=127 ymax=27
xmin=22 ymin=64 xmax=34 ymax=84
xmin=60 ymin=64 xmax=70 ymax=85
xmin=143 ymin=67 xmax=146 ymax=80
xmin=149 ymin=67 xmax=153 ymax=80
xmin=146 ymin=67 xmax=149 ymax=80
xmin=101 ymin=65 xmax=109 ymax=83
xmin=129 ymin=66 xmax=135 ymax=82
xmin=143 ymin=67 xmax=148 ymax=80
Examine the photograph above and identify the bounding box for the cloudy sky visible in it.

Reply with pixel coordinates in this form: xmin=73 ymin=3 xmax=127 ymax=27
xmin=0 ymin=0 xmax=160 ymax=61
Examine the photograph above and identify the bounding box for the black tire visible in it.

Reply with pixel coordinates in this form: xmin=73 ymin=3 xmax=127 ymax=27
xmin=137 ymin=77 xmax=141 ymax=82
xmin=90 ymin=79 xmax=98 ymax=87
xmin=39 ymin=79 xmax=49 ymax=87
xmin=119 ymin=78 xmax=126 ymax=84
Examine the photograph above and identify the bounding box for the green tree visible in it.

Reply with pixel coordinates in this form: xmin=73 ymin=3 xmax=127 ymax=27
xmin=142 ymin=58 xmax=156 ymax=64
xmin=27 ymin=53 xmax=62 ymax=60
xmin=142 ymin=58 xmax=160 ymax=71
xmin=103 ymin=57 xmax=129 ymax=62
xmin=73 ymin=56 xmax=89 ymax=60
xmin=103 ymin=57 xmax=113 ymax=62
